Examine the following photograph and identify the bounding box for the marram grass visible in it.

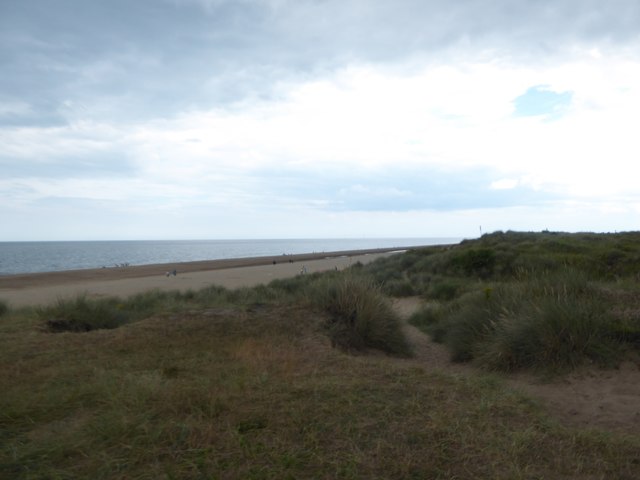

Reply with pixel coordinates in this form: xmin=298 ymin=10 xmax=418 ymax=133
xmin=1 ymin=297 xmax=638 ymax=479
xmin=311 ymin=274 xmax=412 ymax=356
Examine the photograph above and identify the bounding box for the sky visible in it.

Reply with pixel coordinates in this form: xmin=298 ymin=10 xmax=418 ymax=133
xmin=2 ymin=0 xmax=640 ymax=241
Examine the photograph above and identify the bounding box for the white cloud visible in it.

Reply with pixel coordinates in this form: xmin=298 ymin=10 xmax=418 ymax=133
xmin=3 ymin=1 xmax=640 ymax=239
xmin=490 ymin=179 xmax=519 ymax=190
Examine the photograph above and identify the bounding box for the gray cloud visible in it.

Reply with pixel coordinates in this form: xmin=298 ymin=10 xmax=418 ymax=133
xmin=2 ymin=0 xmax=639 ymax=127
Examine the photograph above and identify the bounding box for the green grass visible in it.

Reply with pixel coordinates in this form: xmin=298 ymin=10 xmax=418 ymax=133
xmin=2 ymin=235 xmax=640 ymax=477
xmin=1 ymin=289 xmax=639 ymax=478
xmin=311 ymin=274 xmax=412 ymax=356
xmin=362 ymin=231 xmax=640 ymax=373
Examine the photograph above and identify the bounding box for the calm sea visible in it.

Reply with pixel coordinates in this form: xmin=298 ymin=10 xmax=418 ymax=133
xmin=0 ymin=238 xmax=461 ymax=276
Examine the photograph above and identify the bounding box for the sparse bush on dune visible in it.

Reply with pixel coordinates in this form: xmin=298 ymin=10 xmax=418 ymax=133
xmin=312 ymin=275 xmax=412 ymax=356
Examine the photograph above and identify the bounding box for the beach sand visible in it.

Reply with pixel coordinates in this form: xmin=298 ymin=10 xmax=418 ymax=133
xmin=0 ymin=248 xmax=402 ymax=308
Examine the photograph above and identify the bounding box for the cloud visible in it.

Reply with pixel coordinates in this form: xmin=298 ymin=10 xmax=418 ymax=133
xmin=3 ymin=1 xmax=640 ymax=239
xmin=490 ymin=179 xmax=520 ymax=190
xmin=3 ymin=0 xmax=640 ymax=127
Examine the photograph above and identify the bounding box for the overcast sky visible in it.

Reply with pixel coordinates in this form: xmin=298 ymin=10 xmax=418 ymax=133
xmin=2 ymin=0 xmax=640 ymax=241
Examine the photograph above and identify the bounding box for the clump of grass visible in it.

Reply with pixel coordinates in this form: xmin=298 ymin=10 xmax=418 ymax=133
xmin=382 ymin=277 xmax=416 ymax=297
xmin=409 ymin=303 xmax=448 ymax=342
xmin=449 ymin=247 xmax=496 ymax=279
xmin=0 ymin=299 xmax=9 ymax=317
xmin=37 ymin=285 xmax=260 ymax=333
xmin=426 ymin=277 xmax=463 ymax=301
xmin=434 ymin=288 xmax=509 ymax=363
xmin=475 ymin=293 xmax=618 ymax=371
xmin=39 ymin=295 xmax=130 ymax=332
xmin=312 ymin=275 xmax=412 ymax=356
xmin=412 ymin=268 xmax=625 ymax=371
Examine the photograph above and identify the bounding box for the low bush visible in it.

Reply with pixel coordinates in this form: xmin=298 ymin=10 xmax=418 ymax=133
xmin=312 ymin=275 xmax=412 ymax=356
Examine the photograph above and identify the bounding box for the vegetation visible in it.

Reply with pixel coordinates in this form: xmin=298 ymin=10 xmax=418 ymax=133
xmin=0 ymin=299 xmax=8 ymax=317
xmin=313 ymin=274 xmax=412 ymax=356
xmin=362 ymin=231 xmax=640 ymax=372
xmin=2 ymin=282 xmax=639 ymax=478
xmin=2 ymin=231 xmax=640 ymax=477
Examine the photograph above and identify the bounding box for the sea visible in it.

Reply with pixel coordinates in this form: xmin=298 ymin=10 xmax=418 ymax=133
xmin=0 ymin=238 xmax=462 ymax=276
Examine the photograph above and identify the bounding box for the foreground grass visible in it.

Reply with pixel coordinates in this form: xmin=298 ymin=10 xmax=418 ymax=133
xmin=1 ymin=285 xmax=639 ymax=478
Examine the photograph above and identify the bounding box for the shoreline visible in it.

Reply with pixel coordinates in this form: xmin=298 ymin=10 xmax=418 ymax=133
xmin=0 ymin=247 xmax=428 ymax=308
xmin=0 ymin=246 xmax=416 ymax=289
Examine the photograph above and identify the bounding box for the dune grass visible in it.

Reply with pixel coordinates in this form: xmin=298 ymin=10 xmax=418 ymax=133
xmin=1 ymin=288 xmax=639 ymax=478
xmin=311 ymin=274 xmax=412 ymax=356
xmin=361 ymin=231 xmax=640 ymax=373
xmin=2 ymin=232 xmax=640 ymax=477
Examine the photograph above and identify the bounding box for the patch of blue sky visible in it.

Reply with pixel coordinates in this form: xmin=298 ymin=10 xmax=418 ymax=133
xmin=513 ymin=85 xmax=573 ymax=119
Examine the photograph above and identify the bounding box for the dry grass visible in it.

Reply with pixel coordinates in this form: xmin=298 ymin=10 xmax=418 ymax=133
xmin=1 ymin=298 xmax=639 ymax=479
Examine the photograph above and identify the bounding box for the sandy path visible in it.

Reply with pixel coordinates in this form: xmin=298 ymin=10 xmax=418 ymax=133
xmin=392 ymin=297 xmax=640 ymax=435
xmin=0 ymin=251 xmax=394 ymax=308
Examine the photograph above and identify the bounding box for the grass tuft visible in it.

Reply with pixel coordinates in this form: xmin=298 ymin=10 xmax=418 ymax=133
xmin=0 ymin=299 xmax=9 ymax=317
xmin=38 ymin=295 xmax=130 ymax=332
xmin=410 ymin=269 xmax=625 ymax=371
xmin=311 ymin=275 xmax=412 ymax=356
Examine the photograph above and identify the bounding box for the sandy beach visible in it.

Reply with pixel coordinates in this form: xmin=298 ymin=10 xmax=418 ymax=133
xmin=0 ymin=248 xmax=404 ymax=308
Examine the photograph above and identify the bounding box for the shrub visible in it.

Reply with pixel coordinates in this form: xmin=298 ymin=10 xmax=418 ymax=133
xmin=39 ymin=296 xmax=130 ymax=332
xmin=312 ymin=275 xmax=412 ymax=356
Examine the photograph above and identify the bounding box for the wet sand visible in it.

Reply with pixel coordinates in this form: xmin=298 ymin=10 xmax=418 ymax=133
xmin=0 ymin=248 xmax=405 ymax=308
